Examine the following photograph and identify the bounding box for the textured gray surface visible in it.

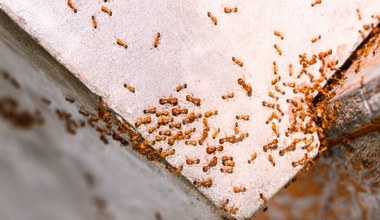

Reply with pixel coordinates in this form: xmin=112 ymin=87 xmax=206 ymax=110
xmin=327 ymin=34 xmax=380 ymax=138
xmin=255 ymin=130 xmax=380 ymax=220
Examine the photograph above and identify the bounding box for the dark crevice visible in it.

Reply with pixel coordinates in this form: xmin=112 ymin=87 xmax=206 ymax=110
xmin=313 ymin=23 xmax=380 ymax=105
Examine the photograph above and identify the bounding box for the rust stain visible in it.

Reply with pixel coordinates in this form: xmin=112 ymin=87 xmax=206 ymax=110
xmin=286 ymin=173 xmax=323 ymax=198
xmin=255 ymin=198 xmax=298 ymax=220
xmin=350 ymin=158 xmax=363 ymax=171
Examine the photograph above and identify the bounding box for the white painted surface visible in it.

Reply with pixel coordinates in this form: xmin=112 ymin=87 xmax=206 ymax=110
xmin=1 ymin=1 xmax=380 ymax=218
